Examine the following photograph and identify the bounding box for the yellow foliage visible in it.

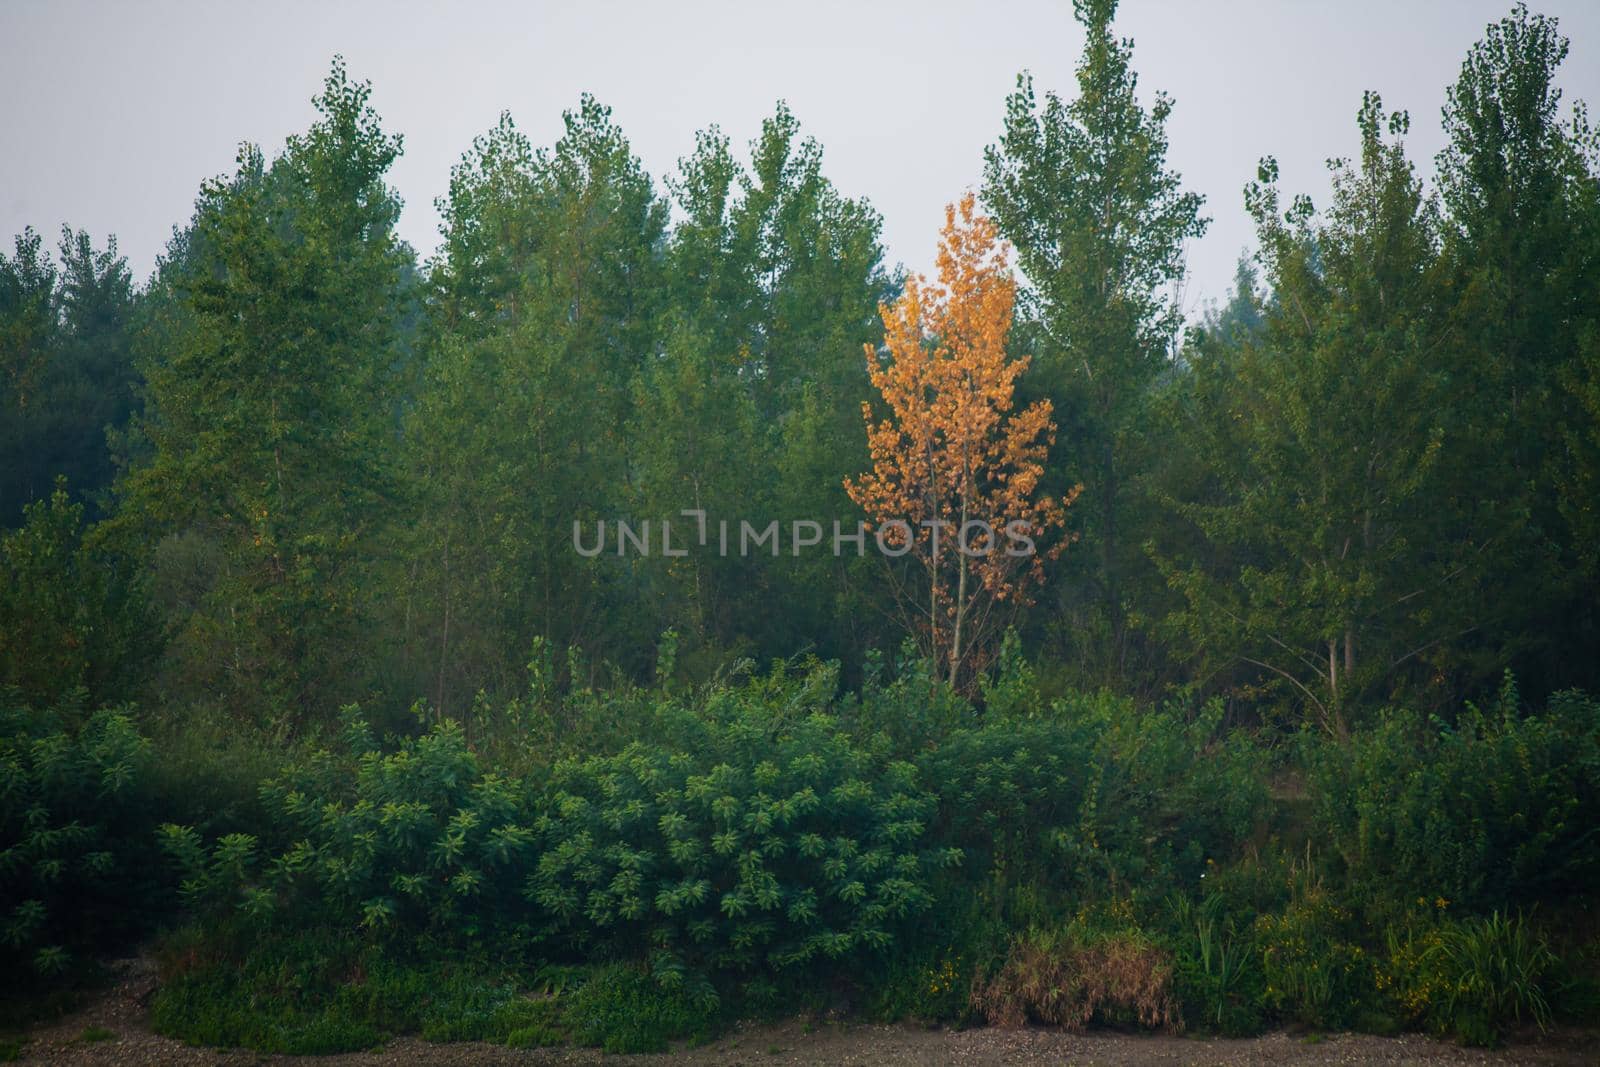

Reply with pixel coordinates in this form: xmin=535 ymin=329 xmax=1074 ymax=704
xmin=846 ymin=193 xmax=1077 ymax=684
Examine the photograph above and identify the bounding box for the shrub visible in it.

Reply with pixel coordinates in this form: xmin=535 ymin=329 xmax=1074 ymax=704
xmin=161 ymin=706 xmax=541 ymax=951
xmin=141 ymin=706 xmax=282 ymax=840
xmin=1253 ymin=872 xmax=1378 ymax=1030
xmin=530 ymin=686 xmax=954 ymax=1000
xmin=1 ymin=697 xmax=160 ymax=990
xmin=915 ymin=714 xmax=1096 ymax=896
xmin=150 ymin=920 xmax=713 ymax=1055
xmin=844 ymin=642 xmax=975 ymax=757
xmin=158 ymin=668 xmax=952 ymax=1040
xmin=920 ymin=692 xmax=1269 ymax=906
xmin=149 ymin=927 xmax=543 ymax=1053
xmin=561 ymin=963 xmax=717 ymax=1053
xmin=1307 ymin=678 xmax=1600 ymax=913
xmin=863 ymin=893 xmax=996 ymax=1026
xmin=1076 ymin=695 xmax=1269 ymax=893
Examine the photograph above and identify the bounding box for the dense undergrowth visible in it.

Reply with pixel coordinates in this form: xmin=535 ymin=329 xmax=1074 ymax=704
xmin=4 ymin=649 xmax=1599 ymax=1054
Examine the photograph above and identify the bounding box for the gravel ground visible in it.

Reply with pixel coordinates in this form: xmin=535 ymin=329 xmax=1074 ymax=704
xmin=10 ymin=959 xmax=1599 ymax=1066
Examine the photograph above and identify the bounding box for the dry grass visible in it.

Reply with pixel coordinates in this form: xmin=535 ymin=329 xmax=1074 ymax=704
xmin=971 ymin=926 xmax=1182 ymax=1033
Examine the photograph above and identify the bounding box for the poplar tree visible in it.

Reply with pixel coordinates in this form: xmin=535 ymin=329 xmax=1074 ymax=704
xmin=1158 ymin=97 xmax=1472 ymax=729
xmin=117 ymin=58 xmax=411 ymax=718
xmin=982 ymin=0 xmax=1206 ymax=687
xmin=847 ymin=195 xmax=1070 ymax=688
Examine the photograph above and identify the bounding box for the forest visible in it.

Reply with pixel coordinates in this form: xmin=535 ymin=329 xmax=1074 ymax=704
xmin=3 ymin=0 xmax=1600 ymax=1059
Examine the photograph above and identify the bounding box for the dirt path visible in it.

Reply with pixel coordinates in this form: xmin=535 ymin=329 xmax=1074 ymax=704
xmin=10 ymin=959 xmax=1598 ymax=1066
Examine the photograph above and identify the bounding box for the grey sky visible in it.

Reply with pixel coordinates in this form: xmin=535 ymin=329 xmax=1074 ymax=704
xmin=4 ymin=0 xmax=1599 ymax=316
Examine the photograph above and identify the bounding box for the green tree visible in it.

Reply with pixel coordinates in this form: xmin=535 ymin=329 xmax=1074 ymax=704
xmin=114 ymin=58 xmax=412 ymax=720
xmin=982 ymin=0 xmax=1207 ymax=691
xmin=1436 ymin=2 xmax=1600 ymax=693
xmin=627 ymin=317 xmax=767 ymax=669
xmin=658 ymin=105 xmax=893 ymax=671
xmin=1157 ymin=96 xmax=1477 ymax=730
xmin=0 ymin=481 xmax=147 ymax=705
xmin=48 ymin=229 xmax=139 ymax=516
xmin=402 ymin=97 xmax=668 ymax=713
xmin=0 ymin=229 xmax=61 ymax=524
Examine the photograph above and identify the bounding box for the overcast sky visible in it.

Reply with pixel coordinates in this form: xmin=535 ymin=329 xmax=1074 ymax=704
xmin=4 ymin=0 xmax=1599 ymax=316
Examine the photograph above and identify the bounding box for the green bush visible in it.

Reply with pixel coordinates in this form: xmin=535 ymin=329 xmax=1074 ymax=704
xmin=150 ymin=926 xmax=543 ymax=1052
xmin=161 ymin=706 xmax=539 ymax=950
xmin=1 ymin=697 xmax=161 ymax=989
xmin=531 ymin=677 xmax=954 ymax=999
xmin=1427 ymin=911 xmax=1556 ymax=1046
xmin=863 ymin=893 xmax=996 ymax=1026
xmin=141 ymin=706 xmax=282 ymax=840
xmin=920 ymin=692 xmax=1268 ymax=907
xmin=1308 ymin=678 xmax=1600 ymax=913
xmin=1252 ymin=870 xmax=1378 ymax=1030
xmin=157 ymin=666 xmax=953 ymax=1041
xmin=843 ymin=642 xmax=976 ymax=757
xmin=561 ymin=963 xmax=717 ymax=1052
xmin=123 ymin=657 xmax=1600 ymax=1049
xmin=149 ymin=919 xmax=713 ymax=1055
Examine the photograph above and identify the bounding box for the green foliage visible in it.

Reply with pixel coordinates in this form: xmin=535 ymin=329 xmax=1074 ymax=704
xmin=115 ymin=57 xmax=412 ymax=720
xmin=402 ymin=97 xmax=669 ymax=713
xmin=0 ymin=227 xmax=138 ymax=529
xmin=140 ymin=706 xmax=282 ymax=839
xmin=983 ymin=0 xmax=1208 ymax=692
xmin=921 ymin=688 xmax=1269 ymax=905
xmin=1167 ymin=893 xmax=1266 ymax=1036
xmin=5 ymin=12 xmax=1600 ymax=1052
xmin=1382 ymin=910 xmax=1557 ymax=1046
xmin=1437 ymin=4 xmax=1600 ymax=696
xmin=562 ymin=963 xmax=717 ymax=1052
xmin=150 ymin=927 xmax=546 ymax=1053
xmin=0 ymin=699 xmax=158 ymax=989
xmin=532 ymin=671 xmax=949 ymax=994
xmin=162 ymin=706 xmax=538 ymax=948
xmin=150 ymin=925 xmax=710 ymax=1055
xmin=1156 ymin=93 xmax=1474 ymax=729
xmin=0 ymin=482 xmax=148 ymax=706
xmin=1253 ymin=878 xmax=1377 ymax=1030
xmin=1307 ymin=679 xmax=1600 ymax=911
xmin=845 ymin=642 xmax=975 ymax=756
xmin=865 ymin=937 xmax=983 ymax=1026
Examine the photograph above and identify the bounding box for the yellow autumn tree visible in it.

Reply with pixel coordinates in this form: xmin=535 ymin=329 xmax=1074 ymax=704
xmin=847 ymin=193 xmax=1076 ymax=687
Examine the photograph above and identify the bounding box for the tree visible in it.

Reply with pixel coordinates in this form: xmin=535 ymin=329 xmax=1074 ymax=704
xmin=0 ymin=228 xmax=139 ymax=528
xmin=114 ymin=58 xmax=412 ymax=719
xmin=48 ymin=229 xmax=139 ymax=517
xmin=655 ymin=104 xmax=894 ymax=671
xmin=403 ymin=96 xmax=669 ymax=712
xmin=982 ymin=0 xmax=1207 ymax=689
xmin=1201 ymin=254 xmax=1265 ymax=348
xmin=0 ymin=480 xmax=147 ymax=705
xmin=667 ymin=104 xmax=889 ymax=421
xmin=1436 ymin=2 xmax=1600 ymax=694
xmin=1157 ymin=96 xmax=1479 ymax=730
xmin=0 ymin=229 xmax=61 ymax=523
xmin=847 ymin=194 xmax=1072 ymax=688
xmin=627 ymin=316 xmax=766 ymax=665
